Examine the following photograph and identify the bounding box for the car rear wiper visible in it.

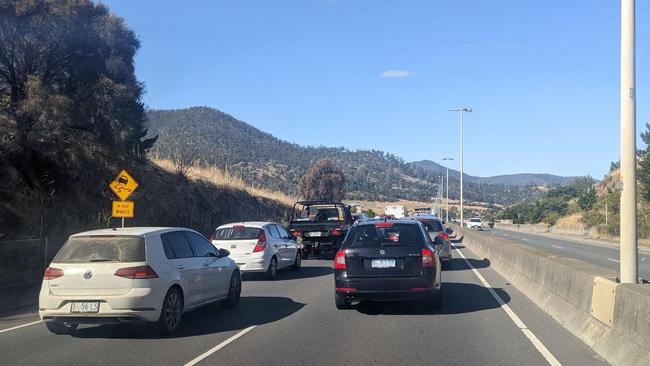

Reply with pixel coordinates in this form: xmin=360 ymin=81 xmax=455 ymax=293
xmin=88 ymin=258 xmax=116 ymax=262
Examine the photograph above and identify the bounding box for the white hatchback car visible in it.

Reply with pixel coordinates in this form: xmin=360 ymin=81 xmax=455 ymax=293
xmin=39 ymin=227 xmax=240 ymax=335
xmin=211 ymin=222 xmax=301 ymax=280
xmin=467 ymin=218 xmax=483 ymax=230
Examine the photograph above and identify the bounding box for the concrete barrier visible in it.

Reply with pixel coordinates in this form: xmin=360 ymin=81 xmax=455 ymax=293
xmin=456 ymin=227 xmax=650 ymax=366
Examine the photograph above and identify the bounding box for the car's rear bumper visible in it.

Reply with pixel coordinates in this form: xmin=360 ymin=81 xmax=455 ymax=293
xmin=230 ymin=253 xmax=269 ymax=273
xmin=335 ymin=275 xmax=439 ymax=301
xmin=38 ymin=286 xmax=161 ymax=323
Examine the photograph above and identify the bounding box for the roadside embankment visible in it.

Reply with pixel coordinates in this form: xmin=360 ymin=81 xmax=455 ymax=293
xmin=456 ymin=227 xmax=650 ymax=366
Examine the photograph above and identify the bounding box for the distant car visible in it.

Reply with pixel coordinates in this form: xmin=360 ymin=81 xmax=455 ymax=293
xmin=467 ymin=218 xmax=483 ymax=230
xmin=39 ymin=227 xmax=241 ymax=335
xmin=211 ymin=222 xmax=301 ymax=280
xmin=409 ymin=215 xmax=453 ymax=269
xmin=351 ymin=213 xmax=369 ymax=223
xmin=334 ymin=219 xmax=442 ymax=309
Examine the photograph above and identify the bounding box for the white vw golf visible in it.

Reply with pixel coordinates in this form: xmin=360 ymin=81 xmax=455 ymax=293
xmin=39 ymin=227 xmax=241 ymax=335
xmin=210 ymin=222 xmax=301 ymax=280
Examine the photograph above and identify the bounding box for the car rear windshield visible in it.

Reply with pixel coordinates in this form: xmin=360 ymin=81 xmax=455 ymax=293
xmin=344 ymin=224 xmax=425 ymax=248
xmin=296 ymin=205 xmax=343 ymax=222
xmin=54 ymin=236 xmax=146 ymax=263
xmin=214 ymin=227 xmax=262 ymax=240
xmin=469 ymin=218 xmax=481 ymax=222
xmin=417 ymin=219 xmax=443 ymax=231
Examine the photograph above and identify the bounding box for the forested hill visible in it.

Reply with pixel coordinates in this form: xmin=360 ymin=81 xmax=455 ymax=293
xmin=146 ymin=107 xmax=565 ymax=204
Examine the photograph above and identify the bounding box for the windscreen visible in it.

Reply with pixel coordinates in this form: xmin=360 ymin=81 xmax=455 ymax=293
xmin=418 ymin=219 xmax=444 ymax=232
xmin=54 ymin=236 xmax=145 ymax=263
xmin=344 ymin=224 xmax=424 ymax=248
xmin=469 ymin=218 xmax=481 ymax=223
xmin=214 ymin=227 xmax=262 ymax=240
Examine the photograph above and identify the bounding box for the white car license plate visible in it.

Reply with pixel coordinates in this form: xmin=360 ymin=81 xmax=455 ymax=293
xmin=307 ymin=232 xmax=322 ymax=237
xmin=371 ymin=259 xmax=396 ymax=268
xmin=71 ymin=302 xmax=100 ymax=313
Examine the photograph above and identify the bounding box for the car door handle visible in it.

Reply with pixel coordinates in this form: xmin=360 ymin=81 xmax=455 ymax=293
xmin=176 ymin=265 xmax=185 ymax=270
xmin=202 ymin=263 xmax=209 ymax=267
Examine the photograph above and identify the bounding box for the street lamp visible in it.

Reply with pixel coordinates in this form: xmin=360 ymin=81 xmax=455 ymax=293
xmin=450 ymin=107 xmax=472 ymax=228
xmin=442 ymin=157 xmax=454 ymax=223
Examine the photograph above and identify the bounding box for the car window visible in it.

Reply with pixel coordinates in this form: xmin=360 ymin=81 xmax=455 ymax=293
xmin=344 ymin=224 xmax=425 ymax=248
xmin=161 ymin=235 xmax=176 ymax=259
xmin=54 ymin=236 xmax=145 ymax=263
xmin=185 ymin=231 xmax=217 ymax=257
xmin=275 ymin=225 xmax=290 ymax=239
xmin=417 ymin=219 xmax=444 ymax=231
xmin=215 ymin=226 xmax=262 ymax=240
xmin=161 ymin=231 xmax=195 ymax=258
xmin=268 ymin=225 xmax=281 ymax=239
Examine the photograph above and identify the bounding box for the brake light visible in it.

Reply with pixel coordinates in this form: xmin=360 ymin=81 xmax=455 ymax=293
xmin=375 ymin=222 xmax=394 ymax=228
xmin=437 ymin=233 xmax=449 ymax=241
xmin=114 ymin=265 xmax=159 ymax=279
xmin=253 ymin=231 xmax=267 ymax=252
xmin=233 ymin=224 xmax=245 ymax=229
xmin=421 ymin=248 xmax=434 ymax=268
xmin=290 ymin=229 xmax=301 ymax=238
xmin=334 ymin=250 xmax=346 ymax=269
xmin=335 ymin=287 xmax=357 ymax=292
xmin=43 ymin=267 xmax=63 ymax=280
xmin=331 ymin=228 xmax=342 ymax=236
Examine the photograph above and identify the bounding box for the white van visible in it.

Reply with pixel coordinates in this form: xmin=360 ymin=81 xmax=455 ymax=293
xmin=384 ymin=205 xmax=408 ymax=219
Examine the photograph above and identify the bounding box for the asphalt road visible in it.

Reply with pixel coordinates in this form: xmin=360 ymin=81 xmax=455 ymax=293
xmin=488 ymin=228 xmax=650 ymax=281
xmin=0 ymin=245 xmax=607 ymax=366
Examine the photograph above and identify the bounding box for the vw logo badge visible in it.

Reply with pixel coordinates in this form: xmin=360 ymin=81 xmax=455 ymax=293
xmin=83 ymin=270 xmax=93 ymax=280
xmin=379 ymin=249 xmax=386 ymax=255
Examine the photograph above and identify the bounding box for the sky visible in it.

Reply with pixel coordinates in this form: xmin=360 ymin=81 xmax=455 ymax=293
xmin=102 ymin=0 xmax=649 ymax=179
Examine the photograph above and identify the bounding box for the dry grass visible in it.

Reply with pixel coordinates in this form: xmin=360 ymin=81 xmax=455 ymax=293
xmin=150 ymin=158 xmax=296 ymax=207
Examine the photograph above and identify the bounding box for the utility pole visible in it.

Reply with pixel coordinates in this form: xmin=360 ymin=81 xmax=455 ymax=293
xmin=443 ymin=157 xmax=454 ymax=223
xmin=450 ymin=108 xmax=472 ymax=228
xmin=619 ymin=0 xmax=637 ymax=283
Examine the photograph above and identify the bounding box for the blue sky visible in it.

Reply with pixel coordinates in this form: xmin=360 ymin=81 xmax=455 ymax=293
xmin=102 ymin=0 xmax=649 ymax=179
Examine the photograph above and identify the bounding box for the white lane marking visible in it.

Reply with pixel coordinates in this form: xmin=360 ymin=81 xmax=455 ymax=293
xmin=521 ymin=238 xmax=529 ymax=241
xmin=455 ymin=248 xmax=562 ymax=366
xmin=184 ymin=325 xmax=257 ymax=366
xmin=551 ymin=245 xmax=564 ymax=249
xmin=503 ymin=234 xmax=509 ymax=237
xmin=0 ymin=320 xmax=42 ymax=334
xmin=606 ymin=258 xmax=620 ymax=263
xmin=642 ymin=257 xmax=647 ymax=262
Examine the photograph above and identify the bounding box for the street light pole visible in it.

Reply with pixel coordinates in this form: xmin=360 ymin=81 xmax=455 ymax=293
xmin=443 ymin=157 xmax=454 ymax=223
xmin=451 ymin=108 xmax=472 ymax=228
xmin=620 ymin=0 xmax=637 ymax=284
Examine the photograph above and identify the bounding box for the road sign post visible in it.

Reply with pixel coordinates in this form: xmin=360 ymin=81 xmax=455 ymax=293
xmin=109 ymin=170 xmax=138 ymax=227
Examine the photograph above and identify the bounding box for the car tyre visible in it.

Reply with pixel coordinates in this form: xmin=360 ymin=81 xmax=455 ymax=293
xmin=45 ymin=320 xmax=78 ymax=335
xmin=157 ymin=287 xmax=183 ymax=335
xmin=223 ymin=271 xmax=241 ymax=308
xmin=335 ymin=293 xmax=352 ymax=309
xmin=291 ymin=251 xmax=302 ymax=271
xmin=267 ymin=256 xmax=278 ymax=280
xmin=301 ymin=249 xmax=309 ymax=260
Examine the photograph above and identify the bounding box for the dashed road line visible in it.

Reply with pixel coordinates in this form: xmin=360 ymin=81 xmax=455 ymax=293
xmin=0 ymin=320 xmax=42 ymax=334
xmin=184 ymin=325 xmax=257 ymax=366
xmin=455 ymin=247 xmax=562 ymax=366
xmin=551 ymin=245 xmax=564 ymax=249
xmin=606 ymin=258 xmax=620 ymax=263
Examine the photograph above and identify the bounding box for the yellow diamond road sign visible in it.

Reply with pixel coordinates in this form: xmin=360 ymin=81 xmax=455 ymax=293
xmin=109 ymin=170 xmax=138 ymax=201
xmin=112 ymin=201 xmax=134 ymax=218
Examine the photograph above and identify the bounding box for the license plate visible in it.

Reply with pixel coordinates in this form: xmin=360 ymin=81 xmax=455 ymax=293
xmin=371 ymin=259 xmax=396 ymax=268
xmin=71 ymin=302 xmax=100 ymax=313
xmin=307 ymin=232 xmax=322 ymax=237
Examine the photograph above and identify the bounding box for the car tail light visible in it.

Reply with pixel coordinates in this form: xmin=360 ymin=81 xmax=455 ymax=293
xmin=331 ymin=228 xmax=342 ymax=236
xmin=233 ymin=224 xmax=245 ymax=229
xmin=411 ymin=287 xmax=433 ymax=292
xmin=334 ymin=250 xmax=346 ymax=269
xmin=437 ymin=233 xmax=449 ymax=241
xmin=290 ymin=229 xmax=301 ymax=238
xmin=421 ymin=248 xmax=434 ymax=268
xmin=115 ymin=265 xmax=159 ymax=279
xmin=253 ymin=231 xmax=267 ymax=252
xmin=43 ymin=267 xmax=63 ymax=280
xmin=335 ymin=287 xmax=357 ymax=292
xmin=375 ymin=222 xmax=394 ymax=228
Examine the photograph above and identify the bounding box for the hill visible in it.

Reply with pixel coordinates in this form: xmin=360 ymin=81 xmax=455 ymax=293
xmin=409 ymin=160 xmax=579 ymax=186
xmin=146 ymin=107 xmax=568 ymax=205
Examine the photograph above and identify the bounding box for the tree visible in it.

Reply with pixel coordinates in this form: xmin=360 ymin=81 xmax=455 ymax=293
xmin=638 ymin=123 xmax=650 ymax=202
xmin=0 ymin=0 xmax=156 ymax=156
xmin=299 ymin=159 xmax=346 ymax=201
xmin=578 ymin=187 xmax=597 ymax=211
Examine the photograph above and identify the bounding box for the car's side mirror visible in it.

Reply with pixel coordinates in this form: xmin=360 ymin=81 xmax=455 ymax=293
xmin=218 ymin=248 xmax=230 ymax=258
xmin=445 ymin=227 xmax=453 ymax=235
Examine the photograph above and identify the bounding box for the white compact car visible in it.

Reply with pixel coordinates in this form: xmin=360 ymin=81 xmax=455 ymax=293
xmin=39 ymin=227 xmax=241 ymax=335
xmin=211 ymin=222 xmax=301 ymax=279
xmin=467 ymin=218 xmax=483 ymax=230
